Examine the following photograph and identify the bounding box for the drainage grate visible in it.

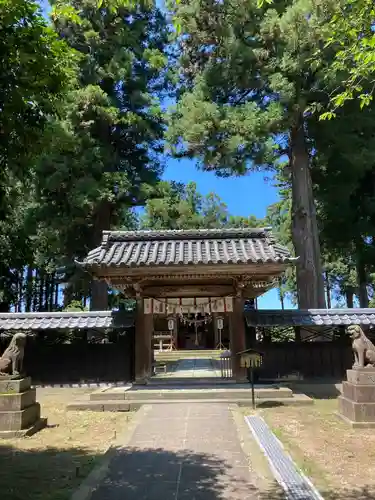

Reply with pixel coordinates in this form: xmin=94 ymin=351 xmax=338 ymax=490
xmin=245 ymin=415 xmax=324 ymax=500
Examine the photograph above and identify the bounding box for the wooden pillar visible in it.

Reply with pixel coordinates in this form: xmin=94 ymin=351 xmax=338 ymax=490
xmin=134 ymin=294 xmax=153 ymax=384
xmin=213 ymin=312 xmax=219 ymax=346
xmin=230 ymin=290 xmax=247 ymax=382
xmin=173 ymin=315 xmax=178 ymax=349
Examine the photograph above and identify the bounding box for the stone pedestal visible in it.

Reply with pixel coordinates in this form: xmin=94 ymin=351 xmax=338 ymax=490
xmin=338 ymin=369 xmax=375 ymax=428
xmin=0 ymin=377 xmax=47 ymax=438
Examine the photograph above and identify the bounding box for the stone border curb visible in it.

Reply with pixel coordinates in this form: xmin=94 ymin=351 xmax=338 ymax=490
xmin=35 ymin=382 xmax=131 ymax=389
xmin=230 ymin=406 xmax=280 ymax=493
xmin=245 ymin=415 xmax=324 ymax=500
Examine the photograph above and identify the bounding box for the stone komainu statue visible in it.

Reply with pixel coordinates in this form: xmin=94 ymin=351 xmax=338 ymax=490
xmin=0 ymin=333 xmax=27 ymax=377
xmin=348 ymin=325 xmax=375 ymax=369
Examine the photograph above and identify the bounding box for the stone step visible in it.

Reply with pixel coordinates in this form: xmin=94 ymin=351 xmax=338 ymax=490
xmin=148 ymin=378 xmax=234 ymax=385
xmin=90 ymin=386 xmax=293 ymax=401
xmin=67 ymin=400 xmax=131 ymax=412
xmin=145 ymin=382 xmax=273 ymax=389
xmin=67 ymin=395 xmax=313 ymax=412
xmin=154 ymin=350 xmax=226 ymax=360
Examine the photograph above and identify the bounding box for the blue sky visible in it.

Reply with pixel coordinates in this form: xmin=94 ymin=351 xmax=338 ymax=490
xmin=39 ymin=0 xmax=293 ymax=310
xmin=164 ymin=160 xmax=291 ymax=309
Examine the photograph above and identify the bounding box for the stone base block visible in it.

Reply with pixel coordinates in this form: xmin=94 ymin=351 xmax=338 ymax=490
xmin=0 ymin=377 xmax=31 ymax=394
xmin=346 ymin=369 xmax=375 ymax=385
xmin=342 ymin=381 xmax=375 ymax=402
xmin=0 ymin=403 xmax=41 ymax=431
xmin=335 ymin=411 xmax=375 ymax=429
xmin=0 ymin=418 xmax=48 ymax=439
xmin=0 ymin=388 xmax=36 ymax=411
xmin=338 ymin=395 xmax=375 ymax=423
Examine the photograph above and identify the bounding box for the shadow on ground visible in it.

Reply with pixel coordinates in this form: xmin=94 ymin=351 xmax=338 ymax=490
xmin=0 ymin=443 xmax=101 ymax=500
xmin=1 ymin=443 xmax=375 ymax=500
xmin=286 ymin=381 xmax=342 ymax=399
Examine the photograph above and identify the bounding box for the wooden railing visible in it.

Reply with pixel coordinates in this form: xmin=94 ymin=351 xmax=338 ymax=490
xmin=152 ymin=331 xmax=176 ymax=352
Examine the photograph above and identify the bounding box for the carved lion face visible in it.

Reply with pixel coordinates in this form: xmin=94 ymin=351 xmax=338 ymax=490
xmin=347 ymin=325 xmax=361 ymax=339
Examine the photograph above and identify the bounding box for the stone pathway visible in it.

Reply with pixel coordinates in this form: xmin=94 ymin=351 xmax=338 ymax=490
xmin=154 ymin=357 xmax=222 ymax=379
xmin=173 ymin=358 xmax=221 ymax=378
xmin=89 ymin=403 xmax=267 ymax=499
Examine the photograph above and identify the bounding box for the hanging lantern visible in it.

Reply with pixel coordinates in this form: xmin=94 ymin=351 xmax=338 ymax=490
xmin=216 ymin=316 xmax=224 ymax=330
xmin=168 ymin=318 xmax=175 ymax=331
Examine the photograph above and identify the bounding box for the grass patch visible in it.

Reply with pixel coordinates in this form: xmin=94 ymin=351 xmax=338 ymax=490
xmin=0 ymin=387 xmax=131 ymax=500
xmin=269 ymin=419 xmax=331 ymax=492
xmin=247 ymin=399 xmax=375 ymax=498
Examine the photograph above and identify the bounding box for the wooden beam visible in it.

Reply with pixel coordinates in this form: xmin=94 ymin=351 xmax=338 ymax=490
xmin=94 ymin=263 xmax=288 ymax=279
xmin=109 ymin=281 xmax=274 ymax=299
xmin=141 ymin=285 xmax=235 ymax=297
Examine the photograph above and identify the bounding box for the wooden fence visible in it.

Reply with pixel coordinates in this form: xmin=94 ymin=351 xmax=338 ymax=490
xmin=0 ymin=335 xmax=352 ymax=383
xmin=254 ymin=341 xmax=353 ymax=380
xmin=0 ymin=332 xmax=135 ymax=384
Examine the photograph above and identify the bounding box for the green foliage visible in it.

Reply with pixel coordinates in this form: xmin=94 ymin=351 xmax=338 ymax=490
xmin=167 ymin=0 xmax=338 ymax=308
xmin=31 ymin=0 xmax=170 ymax=308
xmin=63 ymin=300 xmax=88 ymax=312
xmin=0 ymin=0 xmax=77 ymax=309
xmin=3 ymin=0 xmax=375 ymax=316
xmin=141 ymin=181 xmax=265 ymax=230
xmin=254 ymin=0 xmax=375 ymax=115
xmin=0 ymin=0 xmax=171 ymax=311
xmin=321 ymin=0 xmax=375 ymax=115
xmin=0 ymin=0 xmax=77 ymax=177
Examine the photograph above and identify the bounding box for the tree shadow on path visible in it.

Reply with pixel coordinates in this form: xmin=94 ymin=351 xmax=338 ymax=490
xmin=1 ymin=442 xmax=375 ymax=500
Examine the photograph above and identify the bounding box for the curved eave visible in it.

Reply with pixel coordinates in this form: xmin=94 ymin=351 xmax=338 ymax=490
xmin=75 ymin=257 xmax=298 ymax=272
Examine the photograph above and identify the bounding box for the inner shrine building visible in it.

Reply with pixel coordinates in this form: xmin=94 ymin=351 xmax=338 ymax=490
xmin=77 ymin=228 xmax=296 ymax=383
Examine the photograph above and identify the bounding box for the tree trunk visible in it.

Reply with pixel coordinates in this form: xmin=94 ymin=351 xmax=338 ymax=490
xmin=346 ymin=289 xmax=354 ymax=308
xmin=0 ymin=300 xmax=10 ymax=312
xmin=25 ymin=266 xmax=33 ymax=312
xmin=290 ymin=114 xmax=326 ymax=309
xmin=14 ymin=271 xmax=19 ymax=312
xmin=63 ymin=282 xmax=74 ymax=308
xmin=279 ymin=288 xmax=285 ymax=310
xmin=44 ymin=274 xmax=50 ymax=311
xmin=356 ymin=259 xmax=369 ymax=307
xmin=325 ymin=271 xmax=331 ymax=309
xmin=49 ymin=274 xmax=54 ymax=310
xmin=38 ymin=273 xmax=45 ymax=312
xmin=17 ymin=268 xmax=23 ymax=312
xmin=54 ymin=282 xmax=59 ymax=310
xmin=90 ymin=200 xmax=112 ymax=311
xmin=32 ymin=269 xmax=38 ymax=312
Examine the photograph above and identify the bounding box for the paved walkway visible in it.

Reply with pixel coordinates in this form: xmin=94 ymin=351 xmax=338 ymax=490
xmin=154 ymin=357 xmax=222 ymax=380
xmin=90 ymin=403 xmax=266 ymax=499
xmin=172 ymin=358 xmax=221 ymax=378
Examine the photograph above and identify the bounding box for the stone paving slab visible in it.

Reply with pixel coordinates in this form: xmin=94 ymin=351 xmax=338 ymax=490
xmin=89 ymin=403 xmax=267 ymax=500
xmin=154 ymin=357 xmax=222 ymax=379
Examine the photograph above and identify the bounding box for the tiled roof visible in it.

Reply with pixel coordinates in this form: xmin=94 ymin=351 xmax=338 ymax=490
xmin=0 ymin=311 xmax=134 ymax=331
xmin=1 ymin=309 xmax=375 ymax=331
xmin=76 ymin=228 xmax=295 ymax=269
xmin=245 ymin=309 xmax=375 ymax=327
